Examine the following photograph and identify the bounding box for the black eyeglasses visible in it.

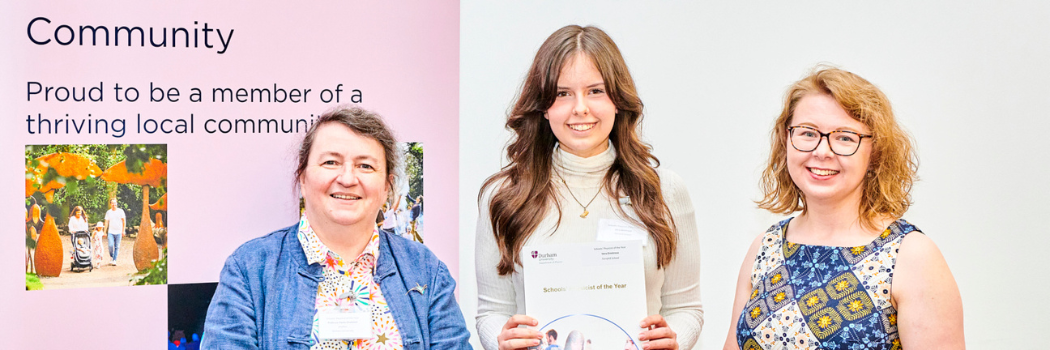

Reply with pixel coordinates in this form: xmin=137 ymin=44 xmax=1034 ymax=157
xmin=788 ymin=126 xmax=873 ymax=156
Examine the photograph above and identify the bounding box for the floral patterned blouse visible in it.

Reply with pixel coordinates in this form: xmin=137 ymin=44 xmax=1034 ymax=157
xmin=297 ymin=216 xmax=403 ymax=350
xmin=736 ymin=218 xmax=920 ymax=350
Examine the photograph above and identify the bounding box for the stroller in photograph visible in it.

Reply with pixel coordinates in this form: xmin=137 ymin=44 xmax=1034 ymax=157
xmin=70 ymin=230 xmax=93 ymax=272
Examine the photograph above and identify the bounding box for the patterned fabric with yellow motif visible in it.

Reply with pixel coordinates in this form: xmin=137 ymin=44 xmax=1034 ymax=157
xmin=735 ymin=218 xmax=919 ymax=350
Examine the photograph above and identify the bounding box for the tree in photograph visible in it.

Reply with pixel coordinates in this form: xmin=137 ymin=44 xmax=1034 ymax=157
xmin=26 ymin=144 xmax=120 ymax=225
xmin=26 ymin=173 xmax=41 ymax=274
xmin=151 ymin=193 xmax=168 ymax=249
xmin=404 ymin=142 xmax=423 ymax=200
xmin=25 ymin=152 xmax=103 ymax=277
xmin=102 ymin=157 xmax=167 ymax=271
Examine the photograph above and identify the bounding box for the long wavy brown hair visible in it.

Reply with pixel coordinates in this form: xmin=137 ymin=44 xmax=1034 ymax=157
xmin=481 ymin=25 xmax=677 ymax=276
xmin=757 ymin=66 xmax=918 ymax=230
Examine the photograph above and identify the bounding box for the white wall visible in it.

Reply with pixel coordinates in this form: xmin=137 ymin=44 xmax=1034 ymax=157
xmin=461 ymin=2 xmax=1050 ymax=349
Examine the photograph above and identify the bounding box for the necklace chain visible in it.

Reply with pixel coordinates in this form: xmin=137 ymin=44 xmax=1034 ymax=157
xmin=552 ymin=167 xmax=602 ymax=218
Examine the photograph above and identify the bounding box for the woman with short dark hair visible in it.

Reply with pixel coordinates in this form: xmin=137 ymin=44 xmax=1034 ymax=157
xmin=204 ymin=106 xmax=470 ymax=349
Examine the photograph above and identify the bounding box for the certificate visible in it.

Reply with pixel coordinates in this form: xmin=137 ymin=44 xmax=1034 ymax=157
xmin=524 ymin=240 xmax=646 ymax=350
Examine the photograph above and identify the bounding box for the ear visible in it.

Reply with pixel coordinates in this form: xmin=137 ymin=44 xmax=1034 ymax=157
xmin=543 ymin=112 xmax=549 ymax=120
xmin=386 ymin=173 xmax=396 ymax=201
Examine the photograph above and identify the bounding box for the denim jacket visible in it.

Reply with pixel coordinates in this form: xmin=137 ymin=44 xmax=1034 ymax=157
xmin=202 ymin=225 xmax=471 ymax=349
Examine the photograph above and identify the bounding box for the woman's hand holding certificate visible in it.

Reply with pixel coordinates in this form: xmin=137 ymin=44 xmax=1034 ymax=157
xmin=497 ymin=315 xmax=541 ymax=350
xmin=474 ymin=25 xmax=704 ymax=350
xmin=638 ymin=315 xmax=678 ymax=350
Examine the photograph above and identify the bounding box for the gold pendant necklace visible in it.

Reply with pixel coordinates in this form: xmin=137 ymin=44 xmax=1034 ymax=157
xmin=553 ymin=168 xmax=602 ymax=218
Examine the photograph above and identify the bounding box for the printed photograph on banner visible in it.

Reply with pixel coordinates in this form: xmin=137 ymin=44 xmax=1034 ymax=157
xmin=533 ymin=315 xmax=641 ymax=350
xmin=299 ymin=142 xmax=424 ymax=243
xmin=25 ymin=144 xmax=168 ymax=290
xmin=168 ymin=282 xmax=217 ymax=349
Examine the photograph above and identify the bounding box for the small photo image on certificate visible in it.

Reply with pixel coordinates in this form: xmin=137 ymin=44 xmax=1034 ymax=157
xmin=524 ymin=241 xmax=646 ymax=349
xmin=535 ymin=314 xmax=641 ymax=350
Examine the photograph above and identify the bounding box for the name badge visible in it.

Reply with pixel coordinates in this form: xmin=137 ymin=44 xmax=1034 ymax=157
xmin=596 ymin=218 xmax=648 ymax=246
xmin=316 ymin=306 xmax=372 ymax=340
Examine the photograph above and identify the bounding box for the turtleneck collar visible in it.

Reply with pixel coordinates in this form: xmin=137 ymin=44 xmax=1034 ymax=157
xmin=553 ymin=141 xmax=616 ymax=179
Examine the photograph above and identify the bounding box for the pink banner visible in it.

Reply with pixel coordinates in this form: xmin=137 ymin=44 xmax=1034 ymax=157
xmin=2 ymin=1 xmax=459 ymax=348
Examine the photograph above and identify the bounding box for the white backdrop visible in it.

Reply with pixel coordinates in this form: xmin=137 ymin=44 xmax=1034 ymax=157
xmin=460 ymin=2 xmax=1050 ymax=349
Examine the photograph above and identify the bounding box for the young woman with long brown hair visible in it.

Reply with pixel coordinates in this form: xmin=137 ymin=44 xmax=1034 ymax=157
xmin=475 ymin=25 xmax=703 ymax=350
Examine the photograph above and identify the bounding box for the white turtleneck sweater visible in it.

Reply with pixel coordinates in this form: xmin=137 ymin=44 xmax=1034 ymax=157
xmin=475 ymin=145 xmax=704 ymax=350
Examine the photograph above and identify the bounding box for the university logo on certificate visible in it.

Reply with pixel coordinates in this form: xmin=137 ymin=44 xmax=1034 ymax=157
xmin=523 ymin=240 xmax=646 ymax=350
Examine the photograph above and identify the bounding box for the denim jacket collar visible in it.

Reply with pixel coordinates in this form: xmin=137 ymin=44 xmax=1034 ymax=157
xmin=203 ymin=224 xmax=470 ymax=350
xmin=374 ymin=231 xmax=397 ymax=283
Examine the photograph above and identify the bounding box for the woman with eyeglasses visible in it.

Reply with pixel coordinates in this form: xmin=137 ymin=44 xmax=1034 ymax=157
xmin=723 ymin=67 xmax=964 ymax=349
xmin=475 ymin=25 xmax=703 ymax=350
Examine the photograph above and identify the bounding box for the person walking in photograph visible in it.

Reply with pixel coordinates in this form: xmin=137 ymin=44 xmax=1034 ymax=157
xmin=68 ymin=206 xmax=92 ymax=272
xmin=104 ymin=198 xmax=126 ymax=266
xmin=92 ymin=222 xmax=105 ymax=269
xmin=68 ymin=206 xmax=89 ymax=242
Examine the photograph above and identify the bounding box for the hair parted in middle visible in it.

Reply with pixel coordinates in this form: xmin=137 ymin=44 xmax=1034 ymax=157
xmin=757 ymin=65 xmax=918 ymax=230
xmin=294 ymin=105 xmax=401 ymax=205
xmin=481 ymin=24 xmax=677 ymax=276
xmin=70 ymin=206 xmax=84 ymax=218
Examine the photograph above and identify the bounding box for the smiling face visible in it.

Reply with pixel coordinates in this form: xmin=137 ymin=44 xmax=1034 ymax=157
xmin=545 ymin=53 xmax=616 ymax=158
xmin=299 ymin=122 xmax=392 ymax=235
xmin=786 ymin=93 xmax=873 ymax=207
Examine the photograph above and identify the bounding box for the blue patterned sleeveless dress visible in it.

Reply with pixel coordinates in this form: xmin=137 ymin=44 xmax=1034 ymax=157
xmin=735 ymin=218 xmax=920 ymax=350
